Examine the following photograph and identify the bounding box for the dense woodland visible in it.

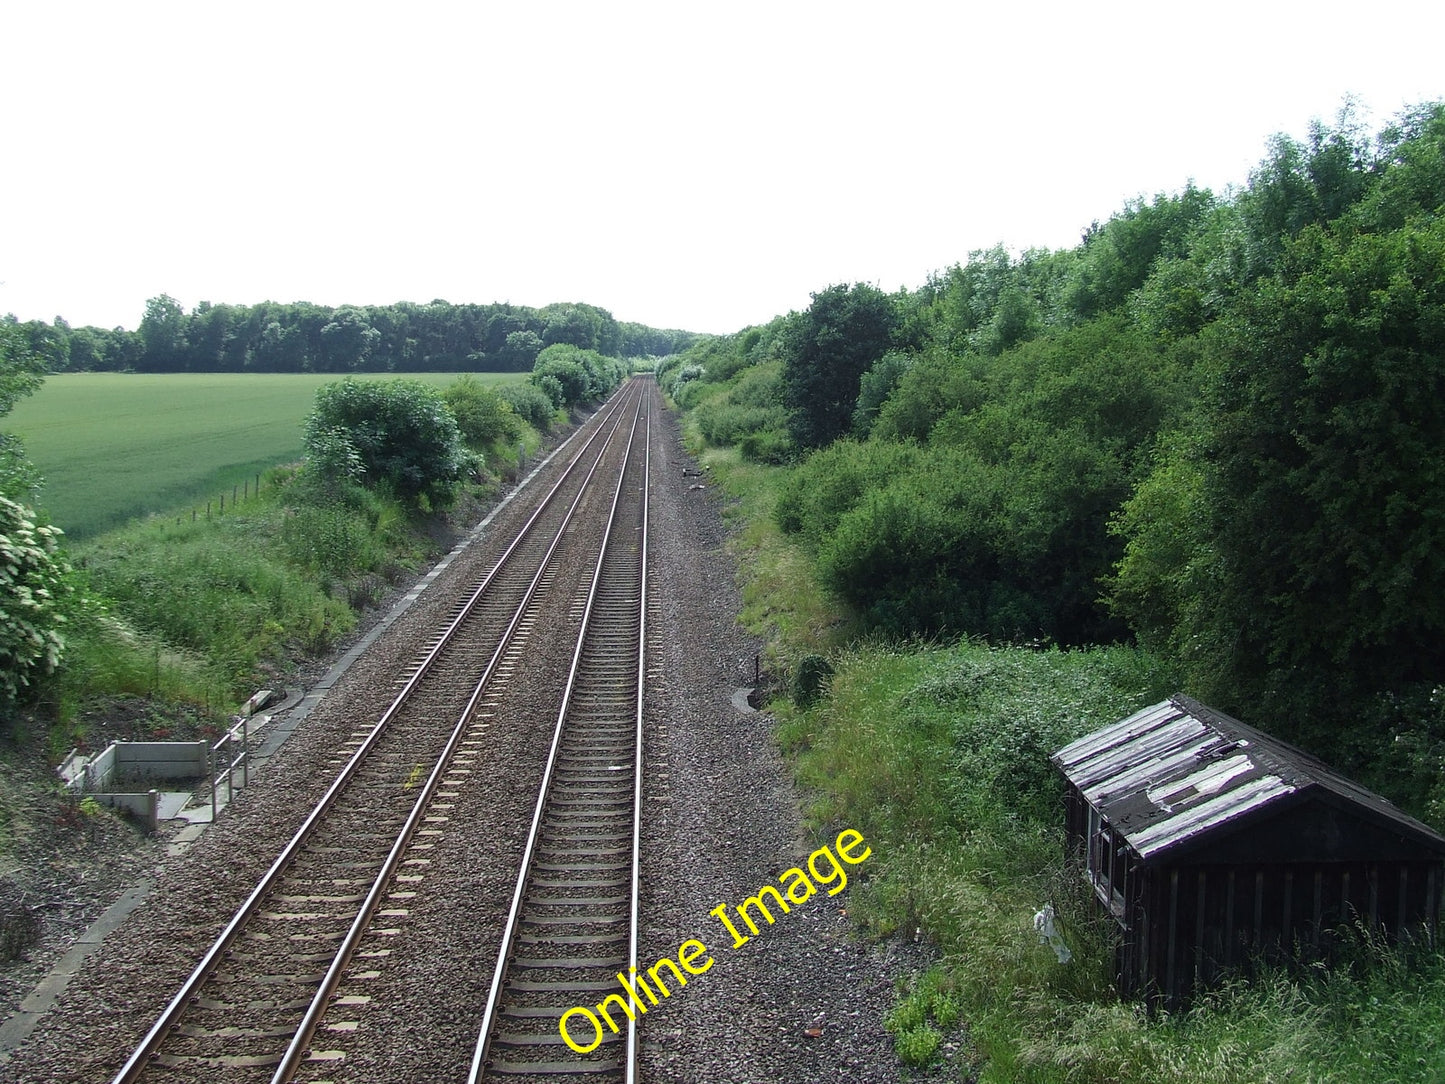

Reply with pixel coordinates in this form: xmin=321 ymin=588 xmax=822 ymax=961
xmin=2 ymin=297 xmax=695 ymax=374
xmin=661 ymin=101 xmax=1445 ymax=816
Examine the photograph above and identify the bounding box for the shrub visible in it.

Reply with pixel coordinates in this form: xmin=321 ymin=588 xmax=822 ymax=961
xmin=531 ymin=344 xmax=625 ymax=408
xmin=773 ymin=440 xmax=919 ymax=545
xmin=443 ymin=376 xmax=523 ymax=450
xmin=531 ymin=356 xmax=588 ymax=406
xmin=303 ymin=378 xmax=466 ymax=507
xmin=670 ymin=363 xmax=705 ymax=400
xmin=0 ymin=496 xmax=73 ymax=705
xmin=692 ymin=362 xmax=790 ymax=450
xmin=737 ymin=427 xmax=794 ymax=464
xmin=852 ymin=350 xmax=914 ymax=435
xmin=498 ymin=383 xmax=557 ymax=430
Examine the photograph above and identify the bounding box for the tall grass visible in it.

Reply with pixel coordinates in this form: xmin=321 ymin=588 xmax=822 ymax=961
xmin=41 ymin=610 xmax=230 ymax=754
xmin=46 ymin=466 xmax=435 ymax=745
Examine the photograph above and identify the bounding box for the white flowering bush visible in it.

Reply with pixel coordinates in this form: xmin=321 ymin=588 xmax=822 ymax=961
xmin=0 ymin=495 xmax=72 ymax=702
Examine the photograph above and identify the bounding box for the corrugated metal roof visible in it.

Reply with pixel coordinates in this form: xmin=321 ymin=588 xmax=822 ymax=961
xmin=1051 ymin=694 xmax=1445 ymax=862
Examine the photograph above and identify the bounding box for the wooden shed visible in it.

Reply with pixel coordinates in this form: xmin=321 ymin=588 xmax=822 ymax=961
xmin=1051 ymin=694 xmax=1445 ymax=1004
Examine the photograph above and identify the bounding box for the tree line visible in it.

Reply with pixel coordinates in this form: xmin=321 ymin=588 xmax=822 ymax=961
xmin=661 ymin=100 xmax=1445 ymax=805
xmin=3 ymin=297 xmax=696 ymax=374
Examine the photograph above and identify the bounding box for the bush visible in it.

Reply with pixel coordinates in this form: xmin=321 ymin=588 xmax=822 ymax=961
xmin=303 ymin=378 xmax=466 ymax=507
xmin=531 ymin=344 xmax=626 ymax=408
xmin=813 ymin=450 xmax=1063 ymax=640
xmin=692 ymin=361 xmax=790 ymax=450
xmin=853 ymin=350 xmax=914 ymax=435
xmin=0 ymin=496 xmax=73 ymax=705
xmin=443 ymin=376 xmax=523 ymax=450
xmin=737 ymin=427 xmax=794 ymax=464
xmin=498 ymin=383 xmax=557 ymax=430
xmin=774 ymin=440 xmax=920 ymax=545
xmin=531 ymin=356 xmax=588 ymax=407
xmin=670 ymin=363 xmax=705 ymax=400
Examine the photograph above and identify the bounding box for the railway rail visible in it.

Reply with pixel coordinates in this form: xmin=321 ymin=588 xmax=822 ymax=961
xmin=469 ymin=385 xmax=651 ymax=1082
xmin=110 ymin=379 xmax=651 ymax=1084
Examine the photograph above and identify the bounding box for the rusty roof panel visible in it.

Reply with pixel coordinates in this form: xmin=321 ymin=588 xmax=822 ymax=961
xmin=1051 ymin=695 xmax=1445 ymax=862
xmin=1129 ymin=774 xmax=1297 ymax=859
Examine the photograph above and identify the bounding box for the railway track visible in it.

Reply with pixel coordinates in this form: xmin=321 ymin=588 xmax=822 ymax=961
xmin=470 ymin=381 xmax=651 ymax=1083
xmin=110 ymin=380 xmax=651 ymax=1084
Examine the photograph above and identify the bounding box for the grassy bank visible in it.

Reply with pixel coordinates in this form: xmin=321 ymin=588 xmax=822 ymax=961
xmin=24 ymin=374 xmax=546 ymax=757
xmin=693 ymin=436 xmax=1445 ymax=1083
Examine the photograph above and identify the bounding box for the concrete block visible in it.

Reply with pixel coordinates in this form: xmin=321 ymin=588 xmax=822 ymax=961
xmin=242 ymin=689 xmax=277 ymax=716
xmin=112 ymin=741 xmax=208 ymax=781
xmin=91 ymin=790 xmax=159 ymax=833
xmin=86 ymin=745 xmax=118 ymax=789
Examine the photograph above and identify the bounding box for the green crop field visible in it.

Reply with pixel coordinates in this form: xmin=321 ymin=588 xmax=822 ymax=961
xmin=5 ymin=372 xmax=522 ymax=539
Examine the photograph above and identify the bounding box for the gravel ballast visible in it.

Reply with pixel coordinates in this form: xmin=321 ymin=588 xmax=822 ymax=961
xmin=1 ymin=384 xmax=911 ymax=1083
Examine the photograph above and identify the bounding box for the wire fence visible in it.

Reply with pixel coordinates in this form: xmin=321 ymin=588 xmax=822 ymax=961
xmin=177 ymin=472 xmax=268 ymax=525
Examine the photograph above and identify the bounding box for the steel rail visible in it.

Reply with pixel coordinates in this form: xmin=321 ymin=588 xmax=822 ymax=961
xmin=269 ymin=384 xmax=648 ymax=1083
xmin=623 ymin=390 xmax=651 ymax=1084
xmin=468 ymin=382 xmax=651 ymax=1082
xmin=109 ymin=383 xmax=641 ymax=1084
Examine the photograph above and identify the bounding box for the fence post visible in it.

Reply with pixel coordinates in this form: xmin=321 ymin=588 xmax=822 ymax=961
xmin=209 ymin=743 xmax=217 ymax=821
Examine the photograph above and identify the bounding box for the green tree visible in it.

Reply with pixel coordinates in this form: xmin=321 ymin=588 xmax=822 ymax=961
xmin=303 ymin=379 xmax=467 ymax=507
xmin=188 ymin=302 xmax=241 ymax=371
xmin=498 ymin=329 xmax=544 ymax=371
xmin=319 ymin=308 xmax=383 ymax=372
xmin=0 ymin=321 xmax=45 ymax=416
xmin=852 ymin=351 xmax=913 ymax=435
xmin=1204 ymin=218 xmax=1445 ymax=722
xmin=1112 ymin=208 xmax=1445 ymax=735
xmin=781 ymin=283 xmax=898 ymax=449
xmin=0 ymin=322 xmax=47 ymax=499
xmin=138 ymin=294 xmax=188 ymax=371
xmin=1063 ymin=186 xmax=1215 ymax=322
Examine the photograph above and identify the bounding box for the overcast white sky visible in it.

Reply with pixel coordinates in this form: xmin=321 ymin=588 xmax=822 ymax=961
xmin=2 ymin=1 xmax=1443 ymax=336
